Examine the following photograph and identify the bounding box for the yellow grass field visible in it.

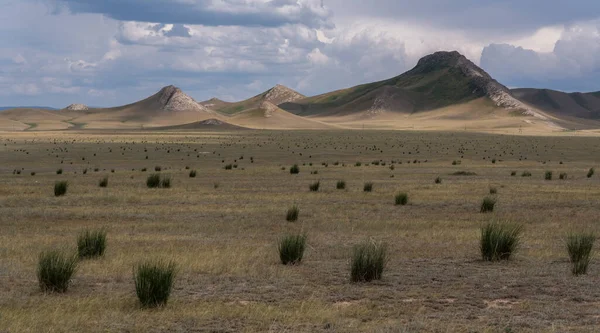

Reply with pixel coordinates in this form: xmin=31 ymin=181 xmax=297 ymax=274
xmin=1 ymin=129 xmax=600 ymax=332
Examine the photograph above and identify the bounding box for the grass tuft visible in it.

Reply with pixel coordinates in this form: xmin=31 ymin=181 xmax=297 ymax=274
xmin=434 ymin=176 xmax=442 ymax=184
xmin=567 ymin=233 xmax=595 ymax=276
xmin=99 ymin=177 xmax=108 ymax=188
xmin=587 ymin=167 xmax=595 ymax=178
xmin=480 ymin=196 xmax=496 ymax=213
xmin=278 ymin=234 xmax=306 ymax=265
xmin=54 ymin=181 xmax=68 ymax=196
xmin=545 ymin=171 xmax=553 ymax=180
xmin=350 ymin=240 xmax=387 ymax=282
xmin=363 ymin=182 xmax=374 ymax=192
xmin=77 ymin=229 xmax=107 ymax=259
xmin=309 ymin=181 xmax=320 ymax=192
xmin=336 ymin=180 xmax=346 ymax=189
xmin=189 ymin=170 xmax=197 ymax=178
xmin=286 ymin=205 xmax=299 ymax=222
xmin=480 ymin=222 xmax=522 ymax=261
xmin=395 ymin=192 xmax=408 ymax=206
xmin=134 ymin=260 xmax=176 ymax=308
xmin=37 ymin=250 xmax=78 ymax=293
xmin=290 ymin=164 xmax=300 ymax=174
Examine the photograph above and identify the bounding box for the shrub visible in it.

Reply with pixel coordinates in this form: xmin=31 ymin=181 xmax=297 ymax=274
xmin=395 ymin=192 xmax=408 ymax=206
xmin=336 ymin=180 xmax=346 ymax=189
xmin=567 ymin=233 xmax=595 ymax=276
xmin=146 ymin=174 xmax=161 ymax=188
xmin=434 ymin=176 xmax=442 ymax=184
xmin=31 ymin=172 xmax=36 ymax=176
xmin=99 ymin=177 xmax=108 ymax=188
xmin=545 ymin=171 xmax=553 ymax=180
xmin=480 ymin=222 xmax=522 ymax=261
xmin=54 ymin=181 xmax=68 ymax=196
xmin=559 ymin=172 xmax=568 ymax=180
xmin=489 ymin=187 xmax=497 ymax=195
xmin=134 ymin=260 xmax=176 ymax=308
xmin=77 ymin=229 xmax=107 ymax=259
xmin=286 ymin=205 xmax=299 ymax=222
xmin=510 ymin=171 xmax=517 ymax=176
xmin=56 ymin=168 xmax=63 ymax=175
xmin=521 ymin=171 xmax=532 ymax=177
xmin=189 ymin=170 xmax=197 ymax=178
xmin=587 ymin=168 xmax=595 ymax=178
xmin=37 ymin=250 xmax=78 ymax=293
xmin=224 ymin=164 xmax=233 ymax=170
xmin=290 ymin=164 xmax=300 ymax=174
xmin=355 ymin=162 xmax=362 ymax=167
xmin=154 ymin=166 xmax=162 ymax=172
xmin=480 ymin=196 xmax=496 ymax=213
xmin=363 ymin=182 xmax=374 ymax=192
xmin=309 ymin=181 xmax=320 ymax=192
xmin=350 ymin=240 xmax=387 ymax=282
xmin=278 ymin=234 xmax=306 ymax=265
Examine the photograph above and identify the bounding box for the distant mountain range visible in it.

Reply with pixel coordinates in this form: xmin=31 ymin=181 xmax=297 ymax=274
xmin=0 ymin=106 xmax=57 ymax=111
xmin=1 ymin=51 xmax=599 ymax=133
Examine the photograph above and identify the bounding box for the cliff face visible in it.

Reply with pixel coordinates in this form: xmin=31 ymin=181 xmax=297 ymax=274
xmin=157 ymin=85 xmax=209 ymax=112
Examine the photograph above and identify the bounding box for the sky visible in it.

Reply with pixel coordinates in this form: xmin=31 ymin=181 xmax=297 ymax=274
xmin=1 ymin=0 xmax=599 ymax=108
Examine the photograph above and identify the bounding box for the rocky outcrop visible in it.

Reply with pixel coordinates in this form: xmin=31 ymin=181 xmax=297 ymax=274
xmin=64 ymin=104 xmax=89 ymax=111
xmin=157 ymin=85 xmax=209 ymax=112
xmin=264 ymin=84 xmax=305 ymax=106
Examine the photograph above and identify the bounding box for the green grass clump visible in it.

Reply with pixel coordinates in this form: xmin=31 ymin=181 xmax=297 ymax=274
xmin=56 ymin=168 xmax=63 ymax=175
xmin=587 ymin=167 xmax=595 ymax=178
xmin=336 ymin=180 xmax=346 ymax=189
xmin=286 ymin=205 xmax=299 ymax=222
xmin=224 ymin=164 xmax=233 ymax=170
xmin=545 ymin=171 xmax=553 ymax=180
xmin=395 ymin=192 xmax=408 ymax=206
xmin=77 ymin=229 xmax=107 ymax=259
xmin=350 ymin=240 xmax=387 ymax=282
xmin=363 ymin=182 xmax=374 ymax=192
xmin=521 ymin=171 xmax=532 ymax=177
xmin=480 ymin=196 xmax=496 ymax=213
xmin=99 ymin=177 xmax=108 ymax=188
xmin=278 ymin=234 xmax=306 ymax=265
xmin=160 ymin=176 xmax=171 ymax=188
xmin=134 ymin=260 xmax=176 ymax=308
xmin=189 ymin=170 xmax=197 ymax=178
xmin=146 ymin=174 xmax=161 ymax=188
xmin=54 ymin=181 xmax=68 ymax=196
xmin=290 ymin=164 xmax=300 ymax=174
xmin=37 ymin=250 xmax=78 ymax=293
xmin=309 ymin=181 xmax=320 ymax=192
xmin=146 ymin=174 xmax=170 ymax=188
xmin=567 ymin=233 xmax=595 ymax=276
xmin=480 ymin=222 xmax=522 ymax=261
xmin=451 ymin=171 xmax=477 ymax=176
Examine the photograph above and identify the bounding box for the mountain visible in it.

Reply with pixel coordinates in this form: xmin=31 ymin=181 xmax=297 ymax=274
xmin=280 ymin=51 xmax=530 ymax=117
xmin=0 ymin=106 xmax=57 ymax=111
xmin=201 ymin=84 xmax=305 ymax=115
xmin=511 ymin=88 xmax=600 ymax=119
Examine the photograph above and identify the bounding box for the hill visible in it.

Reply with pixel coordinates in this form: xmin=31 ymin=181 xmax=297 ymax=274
xmin=201 ymin=85 xmax=305 ymax=115
xmin=280 ymin=51 xmax=530 ymax=117
xmin=511 ymin=88 xmax=600 ymax=119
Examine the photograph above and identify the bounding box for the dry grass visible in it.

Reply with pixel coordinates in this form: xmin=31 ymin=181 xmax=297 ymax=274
xmin=1 ymin=130 xmax=600 ymax=332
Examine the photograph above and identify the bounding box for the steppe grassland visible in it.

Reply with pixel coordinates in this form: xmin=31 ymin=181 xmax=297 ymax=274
xmin=1 ymin=130 xmax=600 ymax=332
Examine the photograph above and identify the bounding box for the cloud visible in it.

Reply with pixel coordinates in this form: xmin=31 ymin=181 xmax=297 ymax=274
xmin=481 ymin=20 xmax=600 ymax=91
xmin=48 ymin=0 xmax=333 ymax=28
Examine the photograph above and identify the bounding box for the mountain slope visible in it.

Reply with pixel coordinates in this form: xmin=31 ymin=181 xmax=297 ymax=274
xmin=202 ymin=85 xmax=305 ymax=115
xmin=281 ymin=51 xmax=530 ymax=117
xmin=511 ymin=88 xmax=600 ymax=119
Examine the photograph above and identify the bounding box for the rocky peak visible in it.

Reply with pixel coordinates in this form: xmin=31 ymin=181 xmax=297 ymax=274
xmin=157 ymin=85 xmax=209 ymax=112
xmin=64 ymin=103 xmax=89 ymax=111
xmin=264 ymin=84 xmax=305 ymax=105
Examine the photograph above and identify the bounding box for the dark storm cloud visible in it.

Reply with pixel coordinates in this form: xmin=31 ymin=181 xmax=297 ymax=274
xmin=49 ymin=0 xmax=332 ymax=28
